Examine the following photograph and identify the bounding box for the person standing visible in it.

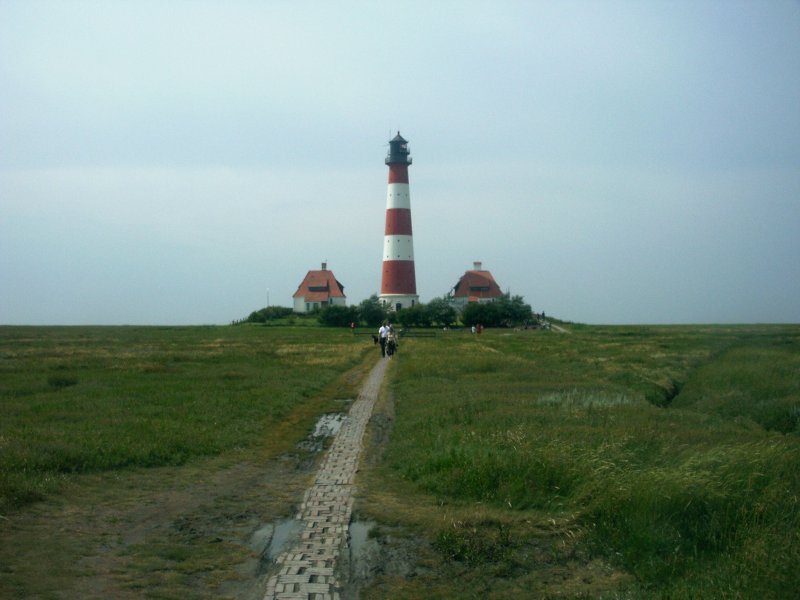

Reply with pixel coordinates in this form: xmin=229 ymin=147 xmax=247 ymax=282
xmin=386 ymin=328 xmax=398 ymax=358
xmin=378 ymin=322 xmax=390 ymax=357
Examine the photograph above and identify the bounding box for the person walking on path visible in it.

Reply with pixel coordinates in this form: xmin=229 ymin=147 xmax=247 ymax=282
xmin=378 ymin=321 xmax=390 ymax=357
xmin=386 ymin=328 xmax=398 ymax=358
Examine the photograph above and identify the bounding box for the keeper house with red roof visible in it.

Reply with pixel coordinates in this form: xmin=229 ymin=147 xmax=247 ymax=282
xmin=448 ymin=261 xmax=504 ymax=310
xmin=293 ymin=262 xmax=347 ymax=313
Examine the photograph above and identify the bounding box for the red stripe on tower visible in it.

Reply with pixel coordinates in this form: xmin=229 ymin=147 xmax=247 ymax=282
xmin=388 ymin=163 xmax=409 ymax=184
xmin=381 ymin=261 xmax=417 ymax=294
xmin=384 ymin=209 xmax=412 ymax=235
xmin=379 ymin=132 xmax=419 ymax=311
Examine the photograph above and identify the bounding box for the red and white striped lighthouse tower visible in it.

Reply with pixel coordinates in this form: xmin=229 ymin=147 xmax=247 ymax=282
xmin=379 ymin=132 xmax=419 ymax=311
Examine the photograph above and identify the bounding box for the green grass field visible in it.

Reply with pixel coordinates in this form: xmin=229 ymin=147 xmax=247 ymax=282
xmin=1 ymin=324 xmax=798 ymax=599
xmin=359 ymin=324 xmax=800 ymax=598
xmin=0 ymin=325 xmax=369 ymax=513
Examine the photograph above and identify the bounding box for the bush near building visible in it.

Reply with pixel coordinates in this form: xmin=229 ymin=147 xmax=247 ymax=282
xmin=241 ymin=306 xmax=294 ymax=324
xmin=460 ymin=293 xmax=533 ymax=327
xmin=317 ymin=305 xmax=359 ymax=327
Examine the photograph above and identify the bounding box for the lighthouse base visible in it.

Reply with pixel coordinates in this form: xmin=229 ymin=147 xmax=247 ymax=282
xmin=379 ymin=294 xmax=419 ymax=312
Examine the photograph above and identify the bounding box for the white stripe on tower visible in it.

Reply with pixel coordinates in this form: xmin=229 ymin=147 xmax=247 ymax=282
xmin=386 ymin=183 xmax=410 ymax=209
xmin=383 ymin=235 xmax=414 ymax=261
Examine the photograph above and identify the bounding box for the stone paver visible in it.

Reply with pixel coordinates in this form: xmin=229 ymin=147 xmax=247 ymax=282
xmin=263 ymin=357 xmax=388 ymax=600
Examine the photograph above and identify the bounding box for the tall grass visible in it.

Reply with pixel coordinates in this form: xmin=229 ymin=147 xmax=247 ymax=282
xmin=382 ymin=325 xmax=800 ymax=597
xmin=673 ymin=340 xmax=800 ymax=433
xmin=0 ymin=325 xmax=368 ymax=512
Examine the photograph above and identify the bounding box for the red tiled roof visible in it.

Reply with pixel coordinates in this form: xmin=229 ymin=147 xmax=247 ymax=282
xmin=293 ymin=269 xmax=346 ymax=300
xmin=451 ymin=269 xmax=503 ymax=300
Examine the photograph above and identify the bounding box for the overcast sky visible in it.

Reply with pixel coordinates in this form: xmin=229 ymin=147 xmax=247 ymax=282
xmin=2 ymin=1 xmax=798 ymax=325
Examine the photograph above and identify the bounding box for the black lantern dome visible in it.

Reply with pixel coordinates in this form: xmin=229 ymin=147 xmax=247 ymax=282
xmin=385 ymin=132 xmax=412 ymax=165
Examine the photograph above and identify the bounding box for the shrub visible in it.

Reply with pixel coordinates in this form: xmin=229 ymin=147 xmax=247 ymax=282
xmin=358 ymin=295 xmax=389 ymax=328
xmin=395 ymin=304 xmax=432 ymax=328
xmin=460 ymin=293 xmax=533 ymax=327
xmin=317 ymin=305 xmax=359 ymax=327
xmin=427 ymin=297 xmax=457 ymax=328
xmin=242 ymin=305 xmax=293 ymax=324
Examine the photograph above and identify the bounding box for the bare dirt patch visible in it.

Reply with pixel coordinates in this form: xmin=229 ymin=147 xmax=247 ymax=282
xmin=0 ymin=430 xmax=338 ymax=599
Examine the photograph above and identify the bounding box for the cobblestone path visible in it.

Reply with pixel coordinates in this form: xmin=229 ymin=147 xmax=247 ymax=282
xmin=263 ymin=357 xmax=388 ymax=600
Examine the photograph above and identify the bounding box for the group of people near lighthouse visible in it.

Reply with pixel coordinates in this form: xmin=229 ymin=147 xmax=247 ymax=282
xmin=378 ymin=322 xmax=398 ymax=358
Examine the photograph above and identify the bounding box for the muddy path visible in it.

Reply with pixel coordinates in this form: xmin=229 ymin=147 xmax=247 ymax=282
xmin=263 ymin=355 xmax=388 ymax=599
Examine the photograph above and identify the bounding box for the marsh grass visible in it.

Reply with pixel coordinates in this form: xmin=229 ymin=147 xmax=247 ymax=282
xmin=0 ymin=325 xmax=368 ymax=513
xmin=363 ymin=325 xmax=800 ymax=598
xmin=673 ymin=341 xmax=800 ymax=433
xmin=4 ymin=324 xmax=799 ymax=598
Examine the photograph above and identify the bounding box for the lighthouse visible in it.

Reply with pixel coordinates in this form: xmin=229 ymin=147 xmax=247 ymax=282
xmin=379 ymin=132 xmax=419 ymax=311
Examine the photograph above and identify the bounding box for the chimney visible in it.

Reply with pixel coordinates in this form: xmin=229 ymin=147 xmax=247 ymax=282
xmin=473 ymin=261 xmax=483 ymax=271
xmin=321 ymin=262 xmax=327 ymax=271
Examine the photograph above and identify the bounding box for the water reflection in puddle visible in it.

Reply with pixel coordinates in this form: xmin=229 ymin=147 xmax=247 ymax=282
xmin=349 ymin=520 xmax=376 ymax=556
xmin=313 ymin=413 xmax=347 ymax=437
xmin=250 ymin=523 xmax=273 ymax=555
xmin=267 ymin=518 xmax=304 ymax=559
xmin=298 ymin=413 xmax=348 ymax=453
xmin=251 ymin=518 xmax=305 ymax=560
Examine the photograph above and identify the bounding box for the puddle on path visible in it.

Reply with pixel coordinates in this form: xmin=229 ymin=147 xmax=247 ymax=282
xmin=267 ymin=518 xmax=305 ymax=560
xmin=348 ymin=520 xmax=376 ymax=557
xmin=345 ymin=520 xmax=386 ymax=587
xmin=313 ymin=413 xmax=347 ymax=437
xmin=250 ymin=518 xmax=305 ymax=560
xmin=297 ymin=413 xmax=348 ymax=453
xmin=250 ymin=523 xmax=274 ymax=556
xmin=253 ymin=415 xmax=347 ymax=567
